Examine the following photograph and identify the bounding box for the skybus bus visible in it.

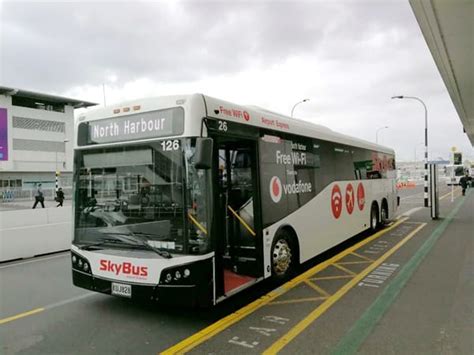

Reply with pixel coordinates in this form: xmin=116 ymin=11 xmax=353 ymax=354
xmin=72 ymin=94 xmax=398 ymax=306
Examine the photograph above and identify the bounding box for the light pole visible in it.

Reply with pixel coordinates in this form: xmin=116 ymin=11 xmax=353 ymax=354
xmin=392 ymin=95 xmax=429 ymax=207
xmin=55 ymin=139 xmax=69 ymax=192
xmin=291 ymin=99 xmax=310 ymax=118
xmin=375 ymin=126 xmax=389 ymax=144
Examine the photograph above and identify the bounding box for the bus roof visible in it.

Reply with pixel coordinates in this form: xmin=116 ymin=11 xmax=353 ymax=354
xmin=77 ymin=93 xmax=395 ymax=155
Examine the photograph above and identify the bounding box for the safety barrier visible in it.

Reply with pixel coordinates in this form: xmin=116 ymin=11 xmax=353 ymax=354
xmin=1 ymin=190 xmax=15 ymax=202
xmin=0 ymin=207 xmax=72 ymax=262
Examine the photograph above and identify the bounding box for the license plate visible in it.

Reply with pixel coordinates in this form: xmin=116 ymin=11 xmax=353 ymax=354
xmin=111 ymin=282 xmax=132 ymax=298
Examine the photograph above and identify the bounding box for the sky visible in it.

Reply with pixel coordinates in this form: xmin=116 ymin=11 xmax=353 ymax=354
xmin=0 ymin=0 xmax=472 ymax=162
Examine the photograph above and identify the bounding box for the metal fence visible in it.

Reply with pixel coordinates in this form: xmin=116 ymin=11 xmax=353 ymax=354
xmin=0 ymin=187 xmax=73 ymax=203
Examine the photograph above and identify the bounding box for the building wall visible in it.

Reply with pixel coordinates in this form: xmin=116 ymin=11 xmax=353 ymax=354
xmin=0 ymin=93 xmax=75 ymax=192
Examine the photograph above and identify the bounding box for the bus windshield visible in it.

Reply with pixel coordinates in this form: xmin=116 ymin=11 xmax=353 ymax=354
xmin=73 ymin=138 xmax=211 ymax=255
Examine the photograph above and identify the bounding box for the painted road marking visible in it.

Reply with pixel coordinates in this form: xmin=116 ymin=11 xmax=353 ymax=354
xmin=0 ymin=293 xmax=96 ymax=326
xmin=262 ymin=222 xmax=426 ymax=354
xmin=331 ymin=190 xmax=469 ymax=354
xmin=0 ymin=252 xmax=69 ymax=269
xmin=358 ymin=263 xmax=400 ymax=288
xmin=161 ymin=218 xmax=409 ymax=355
xmin=0 ymin=308 xmax=44 ymax=325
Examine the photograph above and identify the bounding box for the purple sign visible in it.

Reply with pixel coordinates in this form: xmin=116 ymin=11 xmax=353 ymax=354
xmin=0 ymin=108 xmax=8 ymax=161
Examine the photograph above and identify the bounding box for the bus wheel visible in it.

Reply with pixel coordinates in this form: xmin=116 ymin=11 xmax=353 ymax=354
xmin=271 ymin=231 xmax=294 ymax=280
xmin=381 ymin=200 xmax=389 ymax=225
xmin=370 ymin=203 xmax=379 ymax=232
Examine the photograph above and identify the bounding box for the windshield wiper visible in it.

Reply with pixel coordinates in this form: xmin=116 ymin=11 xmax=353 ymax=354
xmin=105 ymin=232 xmax=173 ymax=259
xmin=79 ymin=238 xmax=133 ymax=250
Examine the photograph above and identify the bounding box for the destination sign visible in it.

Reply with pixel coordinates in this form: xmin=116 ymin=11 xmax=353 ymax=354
xmin=78 ymin=108 xmax=184 ymax=146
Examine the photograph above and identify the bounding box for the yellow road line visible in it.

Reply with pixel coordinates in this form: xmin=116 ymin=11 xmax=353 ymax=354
xmin=160 ymin=217 xmax=408 ymax=355
xmin=440 ymin=188 xmax=461 ymax=200
xmin=304 ymin=280 xmax=331 ymax=298
xmin=227 ymin=206 xmax=256 ymax=237
xmin=269 ymin=297 xmax=328 ymax=305
xmin=262 ymin=222 xmax=426 ymax=354
xmin=333 ymin=263 xmax=357 ymax=276
xmin=0 ymin=308 xmax=44 ymax=325
xmin=351 ymin=251 xmax=374 ymax=262
xmin=310 ymin=275 xmax=353 ymax=281
xmin=337 ymin=261 xmax=371 ymax=265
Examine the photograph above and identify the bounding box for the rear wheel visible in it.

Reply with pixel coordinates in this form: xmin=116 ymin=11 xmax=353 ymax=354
xmin=271 ymin=231 xmax=296 ymax=280
xmin=381 ymin=201 xmax=389 ymax=225
xmin=370 ymin=203 xmax=379 ymax=232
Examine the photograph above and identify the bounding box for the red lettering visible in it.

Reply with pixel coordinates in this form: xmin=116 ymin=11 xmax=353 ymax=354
xmin=98 ymin=259 xmax=149 ymax=278
xmin=122 ymin=262 xmax=131 ymax=274
xmin=99 ymin=260 xmax=107 ymax=270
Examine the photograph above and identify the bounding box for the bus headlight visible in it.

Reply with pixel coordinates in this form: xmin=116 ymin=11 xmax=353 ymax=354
xmin=175 ymin=271 xmax=181 ymax=280
xmin=184 ymin=269 xmax=190 ymax=278
xmin=71 ymin=252 xmax=92 ymax=275
xmin=165 ymin=273 xmax=172 ymax=283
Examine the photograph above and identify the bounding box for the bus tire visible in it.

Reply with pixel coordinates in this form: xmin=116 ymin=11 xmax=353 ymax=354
xmin=271 ymin=230 xmax=296 ymax=281
xmin=381 ymin=199 xmax=389 ymax=225
xmin=370 ymin=202 xmax=379 ymax=232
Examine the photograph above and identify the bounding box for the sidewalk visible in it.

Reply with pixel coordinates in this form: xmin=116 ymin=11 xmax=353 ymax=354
xmin=0 ymin=199 xmax=72 ymax=211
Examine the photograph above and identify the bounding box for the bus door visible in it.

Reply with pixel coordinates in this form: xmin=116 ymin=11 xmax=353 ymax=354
xmin=213 ymin=136 xmax=263 ymax=297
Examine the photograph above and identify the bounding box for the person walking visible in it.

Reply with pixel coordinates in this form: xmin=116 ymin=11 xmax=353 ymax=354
xmin=56 ymin=187 xmax=65 ymax=207
xmin=459 ymin=173 xmax=469 ymax=196
xmin=32 ymin=183 xmax=45 ymax=208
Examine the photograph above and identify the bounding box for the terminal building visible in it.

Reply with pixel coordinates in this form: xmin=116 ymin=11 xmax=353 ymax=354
xmin=0 ymin=86 xmax=96 ymax=199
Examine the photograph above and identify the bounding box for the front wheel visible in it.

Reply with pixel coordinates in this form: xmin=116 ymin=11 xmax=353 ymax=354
xmin=271 ymin=231 xmax=296 ymax=280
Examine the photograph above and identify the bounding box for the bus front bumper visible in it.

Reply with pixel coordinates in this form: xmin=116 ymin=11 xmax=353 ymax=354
xmin=72 ymin=270 xmax=212 ymax=307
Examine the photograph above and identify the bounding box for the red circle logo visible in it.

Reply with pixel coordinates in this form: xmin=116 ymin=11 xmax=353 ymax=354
xmin=357 ymin=183 xmax=365 ymax=211
xmin=331 ymin=184 xmax=342 ymax=219
xmin=345 ymin=183 xmax=355 ymax=215
xmin=269 ymin=176 xmax=282 ymax=203
xmin=243 ymin=111 xmax=250 ymax=121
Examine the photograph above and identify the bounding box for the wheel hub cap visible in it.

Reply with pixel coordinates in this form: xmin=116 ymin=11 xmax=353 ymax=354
xmin=273 ymin=239 xmax=292 ymax=276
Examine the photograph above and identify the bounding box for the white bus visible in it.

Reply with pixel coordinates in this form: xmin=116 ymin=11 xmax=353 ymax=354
xmin=72 ymin=94 xmax=398 ymax=306
xmin=445 ymin=164 xmax=466 ymax=185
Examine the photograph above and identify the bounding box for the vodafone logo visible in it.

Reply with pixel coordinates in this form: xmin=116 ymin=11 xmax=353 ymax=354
xmin=345 ymin=183 xmax=355 ymax=215
xmin=243 ymin=111 xmax=250 ymax=121
xmin=357 ymin=183 xmax=365 ymax=211
xmin=269 ymin=176 xmax=282 ymax=203
xmin=331 ymin=184 xmax=342 ymax=219
xmin=99 ymin=259 xmax=148 ymax=277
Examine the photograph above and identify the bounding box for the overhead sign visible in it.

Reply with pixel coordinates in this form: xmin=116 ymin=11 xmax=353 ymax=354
xmin=78 ymin=108 xmax=184 ymax=146
xmin=0 ymin=108 xmax=8 ymax=161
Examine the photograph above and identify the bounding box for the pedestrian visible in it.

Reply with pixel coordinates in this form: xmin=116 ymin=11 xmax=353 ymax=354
xmin=459 ymin=173 xmax=469 ymax=196
xmin=32 ymin=183 xmax=45 ymax=208
xmin=56 ymin=187 xmax=65 ymax=207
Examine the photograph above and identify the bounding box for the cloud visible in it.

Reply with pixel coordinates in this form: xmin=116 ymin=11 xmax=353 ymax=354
xmin=1 ymin=0 xmax=472 ymax=161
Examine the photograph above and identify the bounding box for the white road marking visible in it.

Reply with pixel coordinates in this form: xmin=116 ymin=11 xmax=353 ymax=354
xmin=0 ymin=252 xmax=69 ymax=269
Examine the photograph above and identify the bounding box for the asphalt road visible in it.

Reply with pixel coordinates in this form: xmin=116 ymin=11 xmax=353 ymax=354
xmin=0 ymin=184 xmax=469 ymax=354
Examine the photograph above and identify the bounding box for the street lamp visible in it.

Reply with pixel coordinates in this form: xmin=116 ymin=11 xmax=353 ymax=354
xmin=392 ymin=95 xmax=429 ymax=207
xmin=291 ymin=99 xmax=310 ymax=118
xmin=55 ymin=139 xmax=69 ymax=192
xmin=375 ymin=126 xmax=389 ymax=144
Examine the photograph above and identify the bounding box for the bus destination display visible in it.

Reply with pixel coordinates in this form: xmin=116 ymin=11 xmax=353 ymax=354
xmin=78 ymin=107 xmax=184 ymax=145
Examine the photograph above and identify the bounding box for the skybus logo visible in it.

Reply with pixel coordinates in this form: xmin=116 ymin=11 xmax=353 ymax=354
xmin=99 ymin=259 xmax=148 ymax=277
xmin=269 ymin=176 xmax=312 ymax=203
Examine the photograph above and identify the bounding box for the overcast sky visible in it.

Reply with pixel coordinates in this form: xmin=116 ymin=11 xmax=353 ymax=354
xmin=1 ymin=0 xmax=472 ymax=162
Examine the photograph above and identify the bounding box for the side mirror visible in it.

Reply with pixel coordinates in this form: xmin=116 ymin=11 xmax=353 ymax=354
xmin=195 ymin=138 xmax=213 ymax=170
